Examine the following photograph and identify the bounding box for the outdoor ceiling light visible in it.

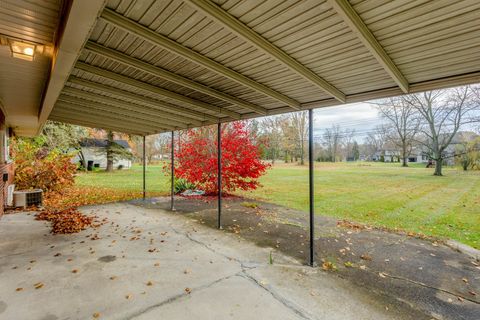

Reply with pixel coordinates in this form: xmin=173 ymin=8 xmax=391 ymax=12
xmin=9 ymin=40 xmax=35 ymax=61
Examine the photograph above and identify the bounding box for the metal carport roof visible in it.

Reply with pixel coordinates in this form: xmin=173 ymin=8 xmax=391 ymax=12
xmin=2 ymin=0 xmax=480 ymax=136
xmin=46 ymin=0 xmax=480 ymax=136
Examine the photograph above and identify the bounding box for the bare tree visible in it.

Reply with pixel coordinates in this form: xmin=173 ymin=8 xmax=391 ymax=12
xmin=374 ymin=98 xmax=420 ymax=167
xmin=289 ymin=111 xmax=308 ymax=165
xmin=403 ymin=86 xmax=478 ymax=176
xmin=365 ymin=125 xmax=387 ymax=160
xmin=342 ymin=129 xmax=356 ymax=160
xmin=259 ymin=116 xmax=283 ymax=164
xmin=322 ymin=124 xmax=342 ymax=162
xmin=279 ymin=116 xmax=296 ymax=162
xmin=137 ymin=133 xmax=172 ymax=164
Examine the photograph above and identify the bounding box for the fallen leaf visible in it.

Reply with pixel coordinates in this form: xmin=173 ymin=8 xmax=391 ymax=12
xmin=360 ymin=254 xmax=372 ymax=261
xmin=15 ymin=288 xmax=23 ymax=292
xmin=34 ymin=282 xmax=44 ymax=289
xmin=322 ymin=261 xmax=337 ymax=271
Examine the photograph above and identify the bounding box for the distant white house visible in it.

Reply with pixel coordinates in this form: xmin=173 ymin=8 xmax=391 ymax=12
xmin=370 ymin=131 xmax=478 ymax=165
xmin=73 ymin=138 xmax=132 ymax=170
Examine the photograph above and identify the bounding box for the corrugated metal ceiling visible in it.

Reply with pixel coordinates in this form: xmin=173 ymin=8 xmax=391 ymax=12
xmin=47 ymin=0 xmax=480 ymax=136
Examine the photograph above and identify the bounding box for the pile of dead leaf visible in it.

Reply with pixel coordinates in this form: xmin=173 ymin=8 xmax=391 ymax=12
xmin=35 ymin=208 xmax=99 ymax=234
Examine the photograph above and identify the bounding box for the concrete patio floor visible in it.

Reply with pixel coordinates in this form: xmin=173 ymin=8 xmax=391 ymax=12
xmin=0 ymin=202 xmax=427 ymax=320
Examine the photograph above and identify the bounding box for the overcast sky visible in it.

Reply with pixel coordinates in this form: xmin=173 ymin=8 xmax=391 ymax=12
xmin=311 ymin=99 xmax=479 ymax=142
xmin=312 ymin=102 xmax=382 ymax=141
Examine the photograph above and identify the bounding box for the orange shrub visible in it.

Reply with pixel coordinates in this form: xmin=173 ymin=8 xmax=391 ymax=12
xmin=12 ymin=139 xmax=77 ymax=192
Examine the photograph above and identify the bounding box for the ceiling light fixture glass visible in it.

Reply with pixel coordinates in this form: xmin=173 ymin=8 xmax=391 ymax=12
xmin=9 ymin=41 xmax=35 ymax=61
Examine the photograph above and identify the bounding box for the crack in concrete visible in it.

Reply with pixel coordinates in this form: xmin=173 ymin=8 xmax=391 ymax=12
xmin=363 ymin=268 xmax=480 ymax=305
xmin=169 ymin=225 xmax=258 ymax=271
xmin=126 ymin=273 xmax=239 ymax=319
xmin=238 ymin=271 xmax=313 ymax=320
xmin=383 ymin=273 xmax=480 ymax=305
xmin=170 ymin=223 xmax=314 ymax=320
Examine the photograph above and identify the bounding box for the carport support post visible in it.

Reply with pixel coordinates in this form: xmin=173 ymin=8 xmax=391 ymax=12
xmin=171 ymin=131 xmax=175 ymax=211
xmin=142 ymin=135 xmax=146 ymax=199
xmin=217 ymin=122 xmax=222 ymax=229
xmin=309 ymin=109 xmax=315 ymax=267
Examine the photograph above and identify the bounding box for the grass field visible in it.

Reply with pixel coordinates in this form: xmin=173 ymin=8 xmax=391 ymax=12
xmin=76 ymin=162 xmax=480 ymax=249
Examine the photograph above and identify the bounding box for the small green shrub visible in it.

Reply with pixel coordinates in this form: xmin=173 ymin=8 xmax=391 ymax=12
xmin=174 ymin=178 xmax=196 ymax=194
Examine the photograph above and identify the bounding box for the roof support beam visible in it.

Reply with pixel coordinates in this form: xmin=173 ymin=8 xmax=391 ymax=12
xmin=56 ymin=95 xmax=189 ymax=128
xmin=185 ymin=0 xmax=346 ymax=103
xmin=52 ymin=105 xmax=174 ymax=131
xmin=66 ymin=77 xmax=219 ymax=122
xmin=58 ymin=87 xmax=204 ymax=126
xmin=38 ymin=0 xmax=106 ymax=133
xmin=327 ymin=0 xmax=409 ymax=93
xmin=49 ymin=115 xmax=147 ymax=136
xmin=100 ymin=8 xmax=301 ymax=110
xmin=75 ymin=62 xmax=241 ymax=119
xmin=84 ymin=41 xmax=267 ymax=115
xmin=60 ymin=87 xmax=204 ymax=126
xmin=50 ymin=108 xmax=162 ymax=133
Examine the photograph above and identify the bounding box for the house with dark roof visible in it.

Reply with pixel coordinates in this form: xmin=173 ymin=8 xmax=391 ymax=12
xmin=73 ymin=138 xmax=132 ymax=170
xmin=370 ymin=131 xmax=479 ymax=165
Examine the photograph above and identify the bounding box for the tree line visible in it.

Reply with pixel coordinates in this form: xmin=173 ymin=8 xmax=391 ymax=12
xmin=21 ymin=86 xmax=479 ymax=177
xmin=255 ymin=86 xmax=479 ymax=176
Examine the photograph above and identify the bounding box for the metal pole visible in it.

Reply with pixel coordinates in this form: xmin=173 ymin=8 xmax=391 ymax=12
xmin=308 ymin=109 xmax=315 ymax=266
xmin=142 ymin=135 xmax=146 ymax=199
xmin=217 ymin=122 xmax=222 ymax=229
xmin=171 ymin=131 xmax=175 ymax=211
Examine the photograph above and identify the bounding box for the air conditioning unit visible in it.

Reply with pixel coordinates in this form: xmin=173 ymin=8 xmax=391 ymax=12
xmin=13 ymin=189 xmax=43 ymax=208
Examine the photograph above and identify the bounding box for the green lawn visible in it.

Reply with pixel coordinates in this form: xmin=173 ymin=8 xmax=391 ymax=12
xmin=76 ymin=162 xmax=480 ymax=249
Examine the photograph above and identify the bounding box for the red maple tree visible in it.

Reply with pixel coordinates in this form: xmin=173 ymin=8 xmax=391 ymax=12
xmin=174 ymin=122 xmax=270 ymax=194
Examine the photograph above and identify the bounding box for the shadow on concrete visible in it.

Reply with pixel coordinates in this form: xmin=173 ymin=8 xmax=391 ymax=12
xmin=131 ymin=196 xmax=480 ymax=320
